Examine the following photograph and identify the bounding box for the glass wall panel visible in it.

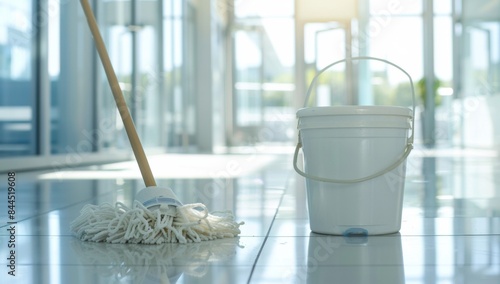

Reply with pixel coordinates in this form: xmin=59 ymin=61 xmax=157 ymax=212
xmin=0 ymin=0 xmax=199 ymax=168
xmin=49 ymin=0 xmax=61 ymax=154
xmin=96 ymin=0 xmax=133 ymax=151
xmin=53 ymin=0 xmax=95 ymax=157
xmin=234 ymin=29 xmax=263 ymax=128
xmin=434 ymin=0 xmax=452 ymax=15
xmin=98 ymin=20 xmax=132 ymax=151
xmin=304 ymin=23 xmax=349 ymax=107
xmin=232 ymin=3 xmax=295 ymax=146
xmin=368 ymin=16 xmax=424 ymax=83
xmin=433 ymin=13 xmax=454 ymax=144
xmin=369 ymin=0 xmax=422 ymax=15
xmin=163 ymin=0 xmax=197 ymax=149
xmin=136 ymin=0 xmax=162 ymax=148
xmin=434 ymin=17 xmax=453 ymax=84
xmin=459 ymin=0 xmax=500 ymax=148
xmin=97 ymin=0 xmax=165 ymax=151
xmin=234 ymin=0 xmax=294 ymax=18
xmin=361 ymin=1 xmax=429 ymax=144
xmin=367 ymin=17 xmax=423 ymax=107
xmin=462 ymin=23 xmax=500 ymax=97
xmin=0 ymin=0 xmax=36 ymax=157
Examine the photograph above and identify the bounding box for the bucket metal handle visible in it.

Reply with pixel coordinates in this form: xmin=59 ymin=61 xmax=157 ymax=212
xmin=294 ymin=56 xmax=415 ymax=184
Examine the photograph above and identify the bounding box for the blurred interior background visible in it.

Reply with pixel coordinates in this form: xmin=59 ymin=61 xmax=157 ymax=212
xmin=0 ymin=0 xmax=499 ymax=171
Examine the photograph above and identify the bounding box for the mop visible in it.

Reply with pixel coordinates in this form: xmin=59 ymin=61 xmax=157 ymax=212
xmin=70 ymin=0 xmax=243 ymax=244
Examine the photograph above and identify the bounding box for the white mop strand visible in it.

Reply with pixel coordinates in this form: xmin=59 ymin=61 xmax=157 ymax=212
xmin=70 ymin=201 xmax=244 ymax=244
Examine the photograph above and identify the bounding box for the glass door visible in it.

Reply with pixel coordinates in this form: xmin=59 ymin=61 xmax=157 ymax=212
xmin=304 ymin=22 xmax=352 ymax=107
xmin=232 ymin=26 xmax=264 ymax=144
xmin=231 ymin=21 xmax=296 ymax=146
xmin=97 ymin=0 xmax=163 ymax=151
xmin=314 ymin=24 xmax=350 ymax=106
xmin=462 ymin=25 xmax=494 ymax=98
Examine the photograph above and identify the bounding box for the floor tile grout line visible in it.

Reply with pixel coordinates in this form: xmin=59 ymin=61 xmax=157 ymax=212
xmin=246 ymin=173 xmax=292 ymax=284
xmin=245 ymin=206 xmax=279 ymax=284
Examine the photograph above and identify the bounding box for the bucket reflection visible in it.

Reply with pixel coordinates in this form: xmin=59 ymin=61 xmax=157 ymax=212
xmin=306 ymin=233 xmax=405 ymax=284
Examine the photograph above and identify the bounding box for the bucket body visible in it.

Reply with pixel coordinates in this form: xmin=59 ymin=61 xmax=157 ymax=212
xmin=297 ymin=106 xmax=412 ymax=235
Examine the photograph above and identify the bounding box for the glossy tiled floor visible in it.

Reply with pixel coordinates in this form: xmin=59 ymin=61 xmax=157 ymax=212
xmin=1 ymin=149 xmax=499 ymax=283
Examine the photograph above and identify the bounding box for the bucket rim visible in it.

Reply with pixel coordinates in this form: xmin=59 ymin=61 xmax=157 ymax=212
xmin=296 ymin=106 xmax=412 ymax=118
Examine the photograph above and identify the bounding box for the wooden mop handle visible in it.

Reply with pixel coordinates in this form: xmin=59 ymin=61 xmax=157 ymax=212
xmin=80 ymin=0 xmax=156 ymax=187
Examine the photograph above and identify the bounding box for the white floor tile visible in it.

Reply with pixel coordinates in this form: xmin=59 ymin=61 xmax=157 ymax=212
xmin=0 ymin=153 xmax=499 ymax=283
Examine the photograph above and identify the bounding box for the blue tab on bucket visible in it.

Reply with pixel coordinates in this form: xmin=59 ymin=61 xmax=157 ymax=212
xmin=343 ymin=228 xmax=369 ymax=237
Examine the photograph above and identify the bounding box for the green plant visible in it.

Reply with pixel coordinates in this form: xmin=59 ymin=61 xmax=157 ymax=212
xmin=417 ymin=77 xmax=442 ymax=108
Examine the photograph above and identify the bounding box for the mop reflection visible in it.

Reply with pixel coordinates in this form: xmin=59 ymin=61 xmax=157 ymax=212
xmin=306 ymin=233 xmax=405 ymax=284
xmin=71 ymin=237 xmax=243 ymax=283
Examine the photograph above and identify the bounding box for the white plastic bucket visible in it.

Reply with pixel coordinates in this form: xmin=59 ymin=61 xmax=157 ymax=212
xmin=294 ymin=57 xmax=415 ymax=236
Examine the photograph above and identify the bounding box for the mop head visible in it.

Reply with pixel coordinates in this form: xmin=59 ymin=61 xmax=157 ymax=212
xmin=70 ymin=187 xmax=244 ymax=244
